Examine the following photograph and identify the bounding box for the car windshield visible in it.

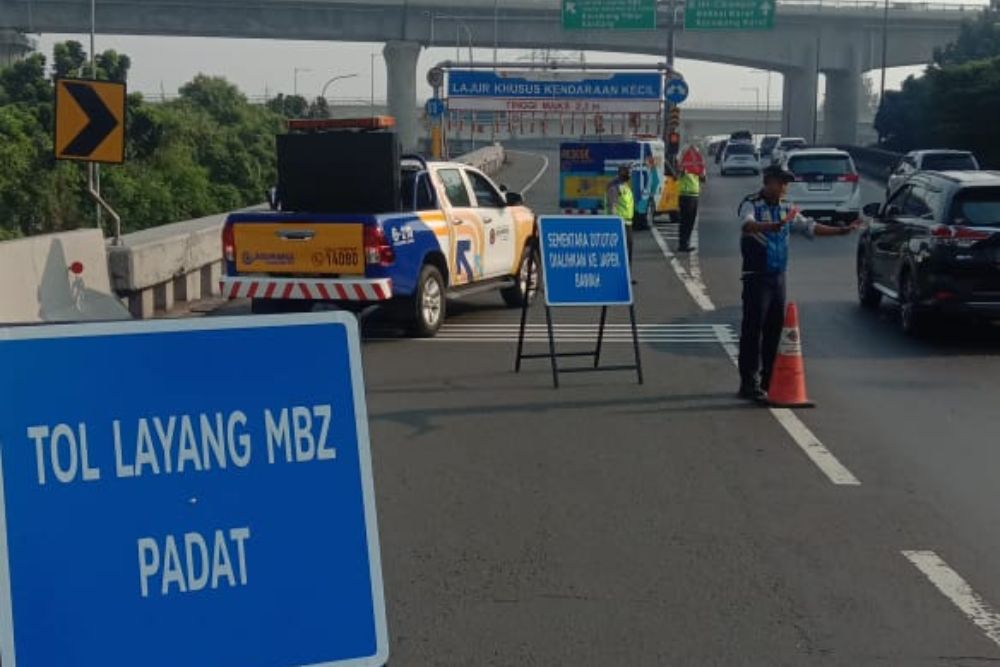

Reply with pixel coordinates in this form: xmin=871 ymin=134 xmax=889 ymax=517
xmin=726 ymin=143 xmax=755 ymax=156
xmin=952 ymin=188 xmax=1000 ymax=227
xmin=781 ymin=139 xmax=807 ymax=149
xmin=923 ymin=153 xmax=977 ymax=171
xmin=788 ymin=155 xmax=853 ymax=176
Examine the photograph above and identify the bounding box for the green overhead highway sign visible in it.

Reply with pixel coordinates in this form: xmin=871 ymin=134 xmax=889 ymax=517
xmin=562 ymin=0 xmax=657 ymax=30
xmin=684 ymin=0 xmax=775 ymax=30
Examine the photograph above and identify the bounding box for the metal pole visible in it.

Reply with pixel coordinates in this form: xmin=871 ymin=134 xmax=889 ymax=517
xmin=765 ymin=71 xmax=772 ymax=136
xmin=493 ymin=0 xmax=499 ymax=70
xmin=667 ymin=0 xmax=676 ymax=68
xmin=320 ymin=73 xmax=359 ymax=100
xmin=879 ymin=0 xmax=889 ymax=104
xmin=90 ymin=0 xmax=102 ymax=235
xmin=813 ymin=0 xmax=822 ymax=144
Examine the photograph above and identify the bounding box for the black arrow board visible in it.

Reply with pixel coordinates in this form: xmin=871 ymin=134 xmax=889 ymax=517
xmin=62 ymin=82 xmax=119 ymax=158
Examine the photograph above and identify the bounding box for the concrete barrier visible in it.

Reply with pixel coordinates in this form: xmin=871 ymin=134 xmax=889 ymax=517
xmin=455 ymin=143 xmax=506 ymax=176
xmin=0 ymin=229 xmax=130 ymax=324
xmin=109 ymin=146 xmax=505 ymax=318
xmin=106 ymin=211 xmax=236 ymax=319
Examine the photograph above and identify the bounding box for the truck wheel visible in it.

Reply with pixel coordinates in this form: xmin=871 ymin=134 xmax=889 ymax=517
xmin=251 ymin=298 xmax=314 ymax=314
xmin=502 ymin=244 xmax=541 ymax=308
xmin=408 ymin=265 xmax=446 ymax=337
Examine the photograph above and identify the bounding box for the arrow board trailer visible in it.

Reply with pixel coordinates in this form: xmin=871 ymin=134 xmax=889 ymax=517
xmin=559 ymin=140 xmax=679 ymax=226
xmin=0 ymin=314 xmax=388 ymax=667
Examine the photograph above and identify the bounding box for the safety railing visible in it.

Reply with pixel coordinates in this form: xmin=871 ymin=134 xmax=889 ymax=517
xmin=777 ymin=0 xmax=985 ymax=10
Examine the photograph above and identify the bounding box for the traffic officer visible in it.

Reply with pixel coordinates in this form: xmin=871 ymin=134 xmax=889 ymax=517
xmin=605 ymin=164 xmax=636 ymax=266
xmin=677 ymin=167 xmax=702 ymax=253
xmin=737 ymin=165 xmax=859 ymax=402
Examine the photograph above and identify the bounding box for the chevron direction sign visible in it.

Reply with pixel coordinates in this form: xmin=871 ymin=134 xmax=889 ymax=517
xmin=55 ymin=78 xmax=126 ymax=164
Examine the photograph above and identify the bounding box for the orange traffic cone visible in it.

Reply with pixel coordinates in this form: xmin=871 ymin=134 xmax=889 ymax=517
xmin=768 ymin=303 xmax=815 ymax=408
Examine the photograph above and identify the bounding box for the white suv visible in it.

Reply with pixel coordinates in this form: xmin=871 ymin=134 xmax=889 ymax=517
xmin=780 ymin=148 xmax=861 ymax=223
xmin=887 ymin=149 xmax=979 ymax=198
xmin=720 ymin=141 xmax=760 ymax=176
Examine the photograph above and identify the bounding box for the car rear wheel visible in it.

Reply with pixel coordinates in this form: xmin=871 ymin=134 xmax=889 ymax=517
xmin=899 ymin=271 xmax=925 ymax=335
xmin=408 ymin=264 xmax=446 ymax=337
xmin=857 ymin=251 xmax=882 ymax=309
xmin=502 ymin=243 xmax=541 ymax=308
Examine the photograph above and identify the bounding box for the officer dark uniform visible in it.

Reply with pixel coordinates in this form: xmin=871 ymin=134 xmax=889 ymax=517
xmin=737 ymin=165 xmax=857 ymax=402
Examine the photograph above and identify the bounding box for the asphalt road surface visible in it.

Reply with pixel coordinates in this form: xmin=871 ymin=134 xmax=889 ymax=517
xmin=225 ymin=151 xmax=1000 ymax=665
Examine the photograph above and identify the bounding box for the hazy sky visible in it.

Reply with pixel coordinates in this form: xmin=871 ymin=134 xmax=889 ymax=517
xmin=33 ymin=33 xmax=928 ymax=108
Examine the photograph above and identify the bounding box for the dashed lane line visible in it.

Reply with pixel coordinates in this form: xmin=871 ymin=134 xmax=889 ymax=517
xmin=649 ymin=222 xmax=715 ymax=312
xmin=712 ymin=325 xmax=861 ymax=486
xmin=903 ymin=550 xmax=1000 ymax=650
xmin=649 ymin=218 xmax=862 ymax=486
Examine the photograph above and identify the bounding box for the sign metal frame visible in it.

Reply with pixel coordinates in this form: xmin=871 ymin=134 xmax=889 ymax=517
xmin=514 ymin=217 xmax=643 ymax=388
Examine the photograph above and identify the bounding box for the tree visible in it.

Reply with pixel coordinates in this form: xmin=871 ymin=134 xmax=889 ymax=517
xmin=934 ymin=9 xmax=1000 ymax=67
xmin=52 ymin=41 xmax=87 ymax=79
xmin=96 ymin=50 xmax=131 ymax=83
xmin=266 ymin=93 xmax=309 ymax=119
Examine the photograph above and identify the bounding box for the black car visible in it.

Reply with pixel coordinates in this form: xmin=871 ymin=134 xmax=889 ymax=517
xmin=857 ymin=171 xmax=1000 ymax=333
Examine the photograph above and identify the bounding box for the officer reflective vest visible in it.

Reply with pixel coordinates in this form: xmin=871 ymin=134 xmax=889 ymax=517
xmin=679 ymin=172 xmax=701 ymax=198
xmin=605 ymin=181 xmax=635 ymax=223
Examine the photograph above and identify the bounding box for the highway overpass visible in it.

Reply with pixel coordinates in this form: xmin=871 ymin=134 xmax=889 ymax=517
xmin=0 ymin=0 xmax=975 ymax=148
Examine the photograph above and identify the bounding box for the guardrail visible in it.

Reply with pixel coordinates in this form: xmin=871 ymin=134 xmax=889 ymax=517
xmin=837 ymin=145 xmax=902 ymax=183
xmin=108 ymin=146 xmax=507 ymax=319
xmin=777 ymin=0 xmax=984 ymax=10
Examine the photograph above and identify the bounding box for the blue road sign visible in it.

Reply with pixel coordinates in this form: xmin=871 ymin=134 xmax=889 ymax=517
xmin=0 ymin=314 xmax=388 ymax=667
xmin=538 ymin=215 xmax=633 ymax=307
xmin=425 ymin=97 xmax=446 ymax=118
xmin=665 ymin=77 xmax=690 ymax=105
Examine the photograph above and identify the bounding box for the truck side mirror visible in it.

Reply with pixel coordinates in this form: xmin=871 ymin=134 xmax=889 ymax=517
xmin=862 ymin=202 xmax=881 ymax=218
xmin=505 ymin=192 xmax=524 ymax=207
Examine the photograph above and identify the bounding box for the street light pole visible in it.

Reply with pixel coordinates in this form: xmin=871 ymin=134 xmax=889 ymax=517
xmin=765 ymin=71 xmax=772 ymax=136
xmin=742 ymin=86 xmax=761 ymax=136
xmin=879 ymin=0 xmax=889 ymax=103
xmin=293 ymin=67 xmax=311 ymax=97
xmin=319 ymin=73 xmax=359 ymax=101
xmin=493 ymin=0 xmax=500 ymax=70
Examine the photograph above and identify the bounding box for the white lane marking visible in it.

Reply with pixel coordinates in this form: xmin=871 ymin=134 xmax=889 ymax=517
xmin=711 ymin=326 xmax=862 ymax=487
xmin=903 ymin=550 xmax=1000 ymax=649
xmin=649 ymin=223 xmax=716 ymax=311
xmin=768 ymin=409 xmax=861 ymax=486
xmin=373 ymin=323 xmax=734 ymax=344
xmin=506 ymin=150 xmax=549 ymax=195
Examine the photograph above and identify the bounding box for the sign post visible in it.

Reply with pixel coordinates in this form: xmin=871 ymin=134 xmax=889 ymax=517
xmin=0 ymin=314 xmax=389 ymax=667
xmin=54 ymin=77 xmax=126 ymax=244
xmin=684 ymin=0 xmax=776 ymax=30
xmin=562 ymin=0 xmax=657 ymax=30
xmin=515 ymin=216 xmax=643 ymax=388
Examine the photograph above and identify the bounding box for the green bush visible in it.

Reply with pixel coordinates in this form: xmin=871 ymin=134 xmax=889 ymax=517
xmin=0 ymin=43 xmax=286 ymax=238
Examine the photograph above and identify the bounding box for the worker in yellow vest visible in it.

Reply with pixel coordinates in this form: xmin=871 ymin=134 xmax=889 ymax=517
xmin=677 ymin=167 xmax=702 ymax=253
xmin=605 ymin=164 xmax=636 ymax=267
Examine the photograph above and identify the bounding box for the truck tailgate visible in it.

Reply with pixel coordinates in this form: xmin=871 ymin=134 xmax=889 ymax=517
xmin=233 ymin=221 xmax=364 ymax=275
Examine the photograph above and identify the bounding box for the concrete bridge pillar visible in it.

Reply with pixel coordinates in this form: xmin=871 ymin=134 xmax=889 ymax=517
xmin=822 ymin=64 xmax=862 ymax=145
xmin=782 ymin=68 xmax=818 ymax=141
xmin=0 ymin=29 xmax=34 ymax=68
xmin=383 ymin=41 xmax=422 ymax=153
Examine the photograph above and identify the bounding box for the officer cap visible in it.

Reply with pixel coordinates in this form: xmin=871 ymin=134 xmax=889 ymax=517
xmin=762 ymin=165 xmax=795 ymax=183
